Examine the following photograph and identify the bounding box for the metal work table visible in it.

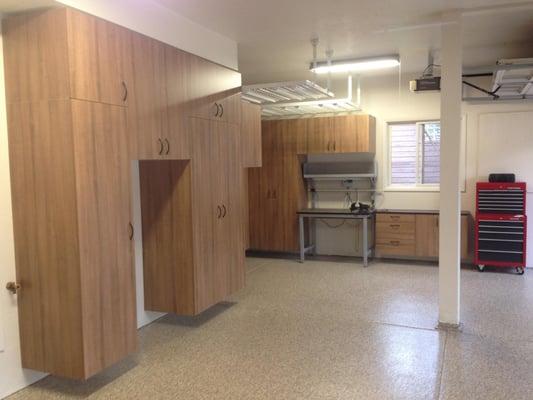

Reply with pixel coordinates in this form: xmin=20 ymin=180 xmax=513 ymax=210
xmin=297 ymin=208 xmax=376 ymax=267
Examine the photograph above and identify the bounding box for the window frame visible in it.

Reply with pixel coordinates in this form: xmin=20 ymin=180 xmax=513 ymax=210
xmin=386 ymin=120 xmax=441 ymax=191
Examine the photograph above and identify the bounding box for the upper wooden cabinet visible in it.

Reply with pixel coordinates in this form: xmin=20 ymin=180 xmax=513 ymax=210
xmin=7 ymin=100 xmax=136 ymax=379
xmin=128 ymin=33 xmax=169 ymax=159
xmin=189 ymin=56 xmax=242 ymax=123
xmin=306 ymin=115 xmax=376 ymax=154
xmin=240 ymin=101 xmax=262 ymax=168
xmin=3 ymin=8 xmax=132 ymax=106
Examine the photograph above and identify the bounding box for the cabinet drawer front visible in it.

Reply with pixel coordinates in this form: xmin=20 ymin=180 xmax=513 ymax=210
xmin=376 ymin=222 xmax=415 ymax=236
xmin=376 ymin=241 xmax=416 ymax=257
xmin=376 ymin=213 xmax=415 ymax=223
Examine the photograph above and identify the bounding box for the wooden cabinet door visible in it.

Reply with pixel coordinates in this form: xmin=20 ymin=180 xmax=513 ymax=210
xmin=355 ymin=115 xmax=376 ymax=152
xmin=165 ymin=45 xmax=191 ymax=159
xmin=190 ymin=118 xmax=218 ymax=313
xmin=306 ymin=117 xmax=336 ymax=153
xmin=66 ymin=9 xmax=132 ymax=106
xmin=70 ymin=100 xmax=137 ymax=378
xmin=333 ymin=115 xmax=358 ymax=152
xmin=241 ymin=101 xmax=262 ymax=167
xmin=189 ymin=55 xmax=241 ymax=122
xmin=415 ymin=215 xmax=440 ymax=257
xmin=215 ymin=122 xmax=245 ymax=296
xmin=129 ymin=33 xmax=168 ymax=159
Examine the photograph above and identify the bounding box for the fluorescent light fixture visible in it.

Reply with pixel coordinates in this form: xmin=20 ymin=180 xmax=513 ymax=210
xmin=310 ymin=55 xmax=400 ymax=74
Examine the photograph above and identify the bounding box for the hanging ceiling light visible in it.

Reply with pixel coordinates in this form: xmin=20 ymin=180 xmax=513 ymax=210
xmin=310 ymin=55 xmax=400 ymax=74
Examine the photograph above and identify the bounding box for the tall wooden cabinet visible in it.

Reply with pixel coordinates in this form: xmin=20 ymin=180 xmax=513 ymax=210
xmin=248 ymin=115 xmax=376 ymax=253
xmin=140 ymin=119 xmax=245 ymax=315
xmin=6 ymin=100 xmax=136 ymax=379
xmin=249 ymin=119 xmax=307 ymax=252
xmin=3 ymin=6 xmax=249 ymax=379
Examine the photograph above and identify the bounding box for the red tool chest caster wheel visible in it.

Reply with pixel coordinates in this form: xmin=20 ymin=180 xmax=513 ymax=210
xmin=516 ymin=267 xmax=525 ymax=275
xmin=477 ymin=265 xmax=485 ymax=272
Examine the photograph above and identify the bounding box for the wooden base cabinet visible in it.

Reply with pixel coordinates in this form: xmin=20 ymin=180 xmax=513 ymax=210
xmin=7 ymin=100 xmax=136 ymax=380
xmin=376 ymin=213 xmax=471 ymax=260
xmin=140 ymin=118 xmax=245 ymax=316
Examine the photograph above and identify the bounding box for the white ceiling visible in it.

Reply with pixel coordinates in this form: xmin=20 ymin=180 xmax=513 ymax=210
xmin=154 ymin=0 xmax=533 ymax=84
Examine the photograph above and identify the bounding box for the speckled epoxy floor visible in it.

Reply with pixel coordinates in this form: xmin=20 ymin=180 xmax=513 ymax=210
xmin=8 ymin=258 xmax=533 ymax=400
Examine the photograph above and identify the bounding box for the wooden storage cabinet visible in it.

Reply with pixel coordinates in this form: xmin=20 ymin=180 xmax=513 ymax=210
xmin=248 ymin=119 xmax=307 ymax=252
xmin=4 ymin=5 xmax=248 ymax=379
xmin=375 ymin=214 xmax=416 ymax=256
xmin=140 ymin=118 xmax=245 ymax=315
xmin=7 ymin=100 xmax=136 ymax=379
xmin=306 ymin=115 xmax=376 ymax=154
xmin=3 ymin=8 xmax=132 ymax=106
xmin=376 ymin=213 xmax=471 ymax=260
xmin=240 ymin=101 xmax=262 ymax=168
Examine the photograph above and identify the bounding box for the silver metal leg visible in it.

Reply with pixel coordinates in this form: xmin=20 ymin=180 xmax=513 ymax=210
xmin=363 ymin=216 xmax=368 ymax=267
xmin=299 ymin=215 xmax=305 ymax=263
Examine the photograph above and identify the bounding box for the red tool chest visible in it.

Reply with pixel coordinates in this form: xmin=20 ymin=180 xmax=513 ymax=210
xmin=475 ymin=182 xmax=527 ymax=274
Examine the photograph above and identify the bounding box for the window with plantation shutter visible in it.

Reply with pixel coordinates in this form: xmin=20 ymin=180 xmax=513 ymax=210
xmin=388 ymin=121 xmax=441 ymax=187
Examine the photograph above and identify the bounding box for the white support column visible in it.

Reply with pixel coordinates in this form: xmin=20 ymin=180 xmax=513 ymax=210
xmin=438 ymin=12 xmax=463 ymax=326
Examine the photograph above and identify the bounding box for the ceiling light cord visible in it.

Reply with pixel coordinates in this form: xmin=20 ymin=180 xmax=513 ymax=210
xmin=326 ymin=49 xmax=334 ymax=92
xmin=311 ymin=37 xmax=319 ymax=82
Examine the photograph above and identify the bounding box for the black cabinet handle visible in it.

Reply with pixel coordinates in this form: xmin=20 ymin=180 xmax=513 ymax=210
xmin=217 ymin=205 xmax=222 ymax=219
xmin=333 ymin=141 xmax=336 ymax=151
xmin=128 ymin=222 xmax=134 ymax=240
xmin=122 ymin=81 xmax=128 ymax=102
xmin=164 ymin=138 xmax=170 ymax=155
xmin=222 ymin=205 xmax=227 ymax=218
xmin=219 ymin=104 xmax=224 ymax=118
xmin=158 ymin=138 xmax=164 ymax=155
xmin=327 ymin=141 xmax=330 ymax=151
xmin=214 ymin=103 xmax=219 ymax=117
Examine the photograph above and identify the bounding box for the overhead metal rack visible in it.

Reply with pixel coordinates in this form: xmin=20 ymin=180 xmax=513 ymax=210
xmin=242 ymin=78 xmax=361 ymax=119
xmin=462 ymin=58 xmax=533 ymax=102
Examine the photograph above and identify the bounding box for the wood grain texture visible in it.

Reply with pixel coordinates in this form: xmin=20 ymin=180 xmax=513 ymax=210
xmin=240 ymin=101 xmax=262 ymax=168
xmin=188 ymin=55 xmax=241 ymax=122
xmin=70 ymin=100 xmax=137 ymax=378
xmin=220 ymin=122 xmax=245 ymax=295
xmin=415 ymin=215 xmax=440 ymax=257
xmin=306 ymin=116 xmax=336 ymax=153
xmin=66 ymin=8 xmax=132 ymax=106
xmin=355 ymin=115 xmax=376 ymax=153
xmin=2 ymin=8 xmax=70 ymax=103
xmin=248 ymin=119 xmax=307 ymax=252
xmin=139 ymin=160 xmax=195 ymax=315
xmin=7 ymin=100 xmax=84 ymax=378
xmin=164 ymin=45 xmax=191 ymax=159
xmin=129 ymin=32 xmax=168 ymax=159
xmin=190 ymin=118 xmax=217 ymax=313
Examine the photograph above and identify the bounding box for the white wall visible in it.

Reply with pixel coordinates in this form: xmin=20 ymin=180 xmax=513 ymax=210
xmin=314 ymin=73 xmax=533 ymax=267
xmin=55 ymin=0 xmax=238 ymax=70
xmin=0 ymin=3 xmax=237 ymax=397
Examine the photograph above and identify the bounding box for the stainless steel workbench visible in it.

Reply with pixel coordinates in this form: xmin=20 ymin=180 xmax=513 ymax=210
xmin=297 ymin=208 xmax=376 ymax=267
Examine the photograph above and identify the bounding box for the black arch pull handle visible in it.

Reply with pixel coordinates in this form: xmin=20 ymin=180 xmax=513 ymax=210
xmin=164 ymin=138 xmax=170 ymax=155
xmin=128 ymin=222 xmax=134 ymax=240
xmin=158 ymin=138 xmax=164 ymax=155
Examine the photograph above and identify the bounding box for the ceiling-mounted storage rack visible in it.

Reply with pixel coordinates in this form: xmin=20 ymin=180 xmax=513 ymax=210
xmin=463 ymin=58 xmax=533 ymax=102
xmin=242 ymin=77 xmax=361 ymax=119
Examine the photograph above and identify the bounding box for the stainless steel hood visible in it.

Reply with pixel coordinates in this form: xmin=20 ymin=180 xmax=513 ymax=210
xmin=303 ymin=153 xmax=377 ymax=181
